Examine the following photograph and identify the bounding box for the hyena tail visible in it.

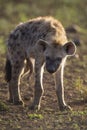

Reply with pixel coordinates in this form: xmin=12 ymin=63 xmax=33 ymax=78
xmin=5 ymin=57 xmax=12 ymax=82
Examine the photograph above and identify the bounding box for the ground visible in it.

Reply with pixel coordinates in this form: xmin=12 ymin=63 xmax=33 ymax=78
xmin=0 ymin=31 xmax=87 ymax=130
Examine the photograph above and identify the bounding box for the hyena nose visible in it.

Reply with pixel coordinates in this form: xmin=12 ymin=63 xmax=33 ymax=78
xmin=46 ymin=66 xmax=56 ymax=74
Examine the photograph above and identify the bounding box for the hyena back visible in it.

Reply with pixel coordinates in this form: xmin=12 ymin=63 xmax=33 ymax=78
xmin=5 ymin=16 xmax=76 ymax=111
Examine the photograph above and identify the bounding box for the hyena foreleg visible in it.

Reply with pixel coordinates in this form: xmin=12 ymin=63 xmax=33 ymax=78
xmin=29 ymin=58 xmax=44 ymax=110
xmin=55 ymin=58 xmax=72 ymax=111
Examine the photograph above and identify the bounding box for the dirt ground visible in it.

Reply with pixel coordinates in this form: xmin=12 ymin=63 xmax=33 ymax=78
xmin=0 ymin=33 xmax=87 ymax=130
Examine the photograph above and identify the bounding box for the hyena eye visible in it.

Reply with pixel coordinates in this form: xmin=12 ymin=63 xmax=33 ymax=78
xmin=56 ymin=57 xmax=62 ymax=62
xmin=46 ymin=56 xmax=51 ymax=61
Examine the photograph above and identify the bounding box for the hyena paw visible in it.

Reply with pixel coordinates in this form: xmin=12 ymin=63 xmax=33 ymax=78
xmin=60 ymin=105 xmax=72 ymax=111
xmin=14 ymin=100 xmax=24 ymax=106
xmin=29 ymin=104 xmax=40 ymax=110
xmin=7 ymin=99 xmax=13 ymax=103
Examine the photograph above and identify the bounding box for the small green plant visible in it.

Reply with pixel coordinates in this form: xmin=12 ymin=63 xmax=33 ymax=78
xmin=0 ymin=101 xmax=9 ymax=111
xmin=28 ymin=113 xmax=43 ymax=120
xmin=75 ymin=77 xmax=87 ymax=99
xmin=0 ymin=36 xmax=6 ymax=54
xmin=72 ymin=123 xmax=80 ymax=130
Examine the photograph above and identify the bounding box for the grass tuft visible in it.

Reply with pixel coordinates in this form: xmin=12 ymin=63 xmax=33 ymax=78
xmin=0 ymin=101 xmax=9 ymax=111
xmin=75 ymin=77 xmax=87 ymax=100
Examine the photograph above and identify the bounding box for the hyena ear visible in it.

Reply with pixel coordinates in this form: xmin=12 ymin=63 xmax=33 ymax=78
xmin=63 ymin=41 xmax=76 ymax=56
xmin=36 ymin=39 xmax=48 ymax=51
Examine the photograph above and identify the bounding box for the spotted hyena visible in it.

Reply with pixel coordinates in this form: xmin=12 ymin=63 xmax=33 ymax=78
xmin=5 ymin=16 xmax=76 ymax=111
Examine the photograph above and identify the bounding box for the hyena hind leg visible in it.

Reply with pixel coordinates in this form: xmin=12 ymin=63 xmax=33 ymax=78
xmin=7 ymin=58 xmax=25 ymax=106
xmin=21 ymin=58 xmax=33 ymax=79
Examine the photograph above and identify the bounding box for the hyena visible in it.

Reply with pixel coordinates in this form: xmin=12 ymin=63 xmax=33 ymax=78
xmin=5 ymin=16 xmax=76 ymax=111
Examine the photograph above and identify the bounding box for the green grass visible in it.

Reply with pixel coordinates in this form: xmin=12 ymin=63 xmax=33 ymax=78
xmin=28 ymin=113 xmax=43 ymax=120
xmin=0 ymin=101 xmax=9 ymax=111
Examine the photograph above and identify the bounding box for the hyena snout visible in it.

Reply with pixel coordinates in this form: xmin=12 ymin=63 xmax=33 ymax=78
xmin=46 ymin=57 xmax=62 ymax=73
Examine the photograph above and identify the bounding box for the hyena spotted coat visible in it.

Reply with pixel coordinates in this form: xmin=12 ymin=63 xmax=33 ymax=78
xmin=5 ymin=16 xmax=76 ymax=111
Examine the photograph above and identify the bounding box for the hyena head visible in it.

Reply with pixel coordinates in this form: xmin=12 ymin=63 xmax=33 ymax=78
xmin=37 ymin=39 xmax=76 ymax=74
